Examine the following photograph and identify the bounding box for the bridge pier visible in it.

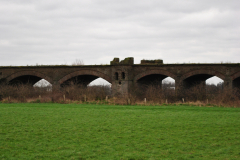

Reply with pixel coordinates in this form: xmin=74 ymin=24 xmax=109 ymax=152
xmin=111 ymin=79 xmax=133 ymax=96
xmin=52 ymin=81 xmax=61 ymax=90
xmin=110 ymin=57 xmax=134 ymax=96
xmin=174 ymin=77 xmax=182 ymax=97
xmin=224 ymin=76 xmax=233 ymax=91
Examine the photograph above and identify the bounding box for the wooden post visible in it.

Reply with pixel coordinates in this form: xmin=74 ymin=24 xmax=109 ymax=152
xmin=63 ymin=95 xmax=65 ymax=101
xmin=128 ymin=98 xmax=131 ymax=105
xmin=39 ymin=95 xmax=41 ymax=100
xmin=84 ymin=95 xmax=87 ymax=102
xmin=182 ymin=98 xmax=184 ymax=103
xmin=166 ymin=99 xmax=168 ymax=104
xmin=106 ymin=96 xmax=108 ymax=101
xmin=144 ymin=98 xmax=147 ymax=105
xmin=207 ymin=99 xmax=208 ymax=104
xmin=8 ymin=96 xmax=10 ymax=102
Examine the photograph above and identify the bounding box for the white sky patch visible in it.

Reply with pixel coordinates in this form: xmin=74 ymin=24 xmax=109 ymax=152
xmin=206 ymin=76 xmax=224 ymax=85
xmin=89 ymin=78 xmax=111 ymax=86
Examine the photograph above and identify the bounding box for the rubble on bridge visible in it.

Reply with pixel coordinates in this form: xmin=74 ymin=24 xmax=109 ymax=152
xmin=141 ymin=59 xmax=163 ymax=65
xmin=110 ymin=57 xmax=134 ymax=65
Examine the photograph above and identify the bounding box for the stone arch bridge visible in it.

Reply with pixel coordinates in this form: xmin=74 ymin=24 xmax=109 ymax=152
xmin=0 ymin=57 xmax=240 ymax=95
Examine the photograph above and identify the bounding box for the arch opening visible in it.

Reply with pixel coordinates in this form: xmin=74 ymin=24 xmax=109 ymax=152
xmin=136 ymin=74 xmax=176 ymax=102
xmin=34 ymin=79 xmax=52 ymax=91
xmin=182 ymin=74 xmax=224 ymax=101
xmin=183 ymin=74 xmax=224 ymax=90
xmin=9 ymin=75 xmax=41 ymax=85
xmin=60 ymin=75 xmax=112 ymax=88
xmin=89 ymin=78 xmax=111 ymax=86
xmin=206 ymin=76 xmax=224 ymax=91
xmin=8 ymin=75 xmax=52 ymax=92
xmin=60 ymin=75 xmax=112 ymax=99
xmin=137 ymin=74 xmax=175 ymax=89
xmin=2 ymin=75 xmax=53 ymax=101
xmin=233 ymin=77 xmax=240 ymax=90
xmin=9 ymin=75 xmax=52 ymax=86
xmin=183 ymin=74 xmax=212 ymax=88
xmin=60 ymin=75 xmax=99 ymax=87
xmin=162 ymin=77 xmax=175 ymax=90
xmin=137 ymin=74 xmax=167 ymax=87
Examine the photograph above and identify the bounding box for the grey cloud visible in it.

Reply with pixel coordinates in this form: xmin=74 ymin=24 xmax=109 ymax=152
xmin=0 ymin=0 xmax=239 ymax=67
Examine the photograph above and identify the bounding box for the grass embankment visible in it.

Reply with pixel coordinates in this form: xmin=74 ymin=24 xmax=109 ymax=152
xmin=0 ymin=103 xmax=240 ymax=159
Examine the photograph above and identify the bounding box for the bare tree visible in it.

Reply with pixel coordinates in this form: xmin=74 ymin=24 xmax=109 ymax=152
xmin=72 ymin=59 xmax=84 ymax=66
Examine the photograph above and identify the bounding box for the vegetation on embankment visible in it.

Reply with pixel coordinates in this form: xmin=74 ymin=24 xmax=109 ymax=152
xmin=0 ymin=82 xmax=239 ymax=107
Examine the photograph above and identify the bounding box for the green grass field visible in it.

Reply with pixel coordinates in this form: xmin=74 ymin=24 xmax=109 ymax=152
xmin=0 ymin=103 xmax=240 ymax=160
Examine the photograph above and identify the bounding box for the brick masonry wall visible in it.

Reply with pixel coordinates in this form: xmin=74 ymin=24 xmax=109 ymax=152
xmin=0 ymin=63 xmax=240 ymax=95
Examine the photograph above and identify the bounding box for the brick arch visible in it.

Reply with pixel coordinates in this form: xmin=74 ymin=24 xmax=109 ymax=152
xmin=231 ymin=71 xmax=240 ymax=80
xmin=134 ymin=70 xmax=177 ymax=82
xmin=180 ymin=69 xmax=226 ymax=81
xmin=6 ymin=70 xmax=53 ymax=84
xmin=58 ymin=70 xmax=112 ymax=84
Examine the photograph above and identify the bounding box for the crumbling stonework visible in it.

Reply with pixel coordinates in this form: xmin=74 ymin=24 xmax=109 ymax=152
xmin=110 ymin=57 xmax=134 ymax=65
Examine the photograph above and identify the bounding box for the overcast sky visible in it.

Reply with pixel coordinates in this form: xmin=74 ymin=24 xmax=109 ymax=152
xmin=0 ymin=0 xmax=239 ymax=67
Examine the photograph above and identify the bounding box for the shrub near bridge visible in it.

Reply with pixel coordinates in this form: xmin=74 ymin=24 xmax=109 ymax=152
xmin=0 ymin=82 xmax=240 ymax=107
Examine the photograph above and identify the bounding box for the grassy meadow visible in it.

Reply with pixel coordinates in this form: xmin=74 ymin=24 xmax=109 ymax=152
xmin=0 ymin=103 xmax=240 ymax=159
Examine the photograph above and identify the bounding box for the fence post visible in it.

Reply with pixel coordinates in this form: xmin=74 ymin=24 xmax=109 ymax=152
xmin=128 ymin=98 xmax=131 ymax=105
xmin=63 ymin=95 xmax=65 ymax=101
xmin=166 ymin=99 xmax=168 ymax=104
xmin=182 ymin=98 xmax=184 ymax=103
xmin=84 ymin=95 xmax=87 ymax=102
xmin=144 ymin=98 xmax=147 ymax=105
xmin=106 ymin=96 xmax=108 ymax=102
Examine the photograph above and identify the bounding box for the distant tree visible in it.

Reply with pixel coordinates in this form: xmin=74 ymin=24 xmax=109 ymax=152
xmin=72 ymin=59 xmax=84 ymax=66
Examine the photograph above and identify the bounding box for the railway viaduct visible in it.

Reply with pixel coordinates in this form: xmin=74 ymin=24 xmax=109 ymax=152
xmin=0 ymin=57 xmax=240 ymax=95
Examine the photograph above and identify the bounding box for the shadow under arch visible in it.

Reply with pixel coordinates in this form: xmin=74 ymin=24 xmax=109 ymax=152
xmin=58 ymin=70 xmax=112 ymax=87
xmin=180 ymin=69 xmax=225 ymax=82
xmin=180 ymin=69 xmax=225 ymax=89
xmin=232 ymin=71 xmax=240 ymax=89
xmin=6 ymin=71 xmax=53 ymax=85
xmin=134 ymin=70 xmax=177 ymax=82
xmin=133 ymin=70 xmax=176 ymax=102
xmin=134 ymin=70 xmax=176 ymax=90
